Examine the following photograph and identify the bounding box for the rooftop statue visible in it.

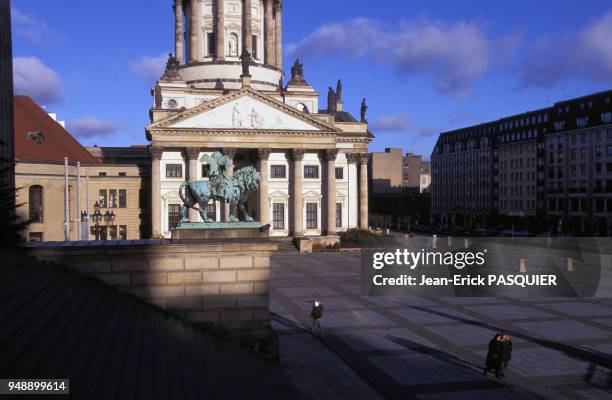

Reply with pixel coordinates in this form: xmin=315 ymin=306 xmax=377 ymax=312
xmin=240 ymin=48 xmax=252 ymax=77
xmin=336 ymin=79 xmax=343 ymax=101
xmin=290 ymin=58 xmax=304 ymax=80
xmin=361 ymin=98 xmax=368 ymax=122
xmin=179 ymin=151 xmax=260 ymax=223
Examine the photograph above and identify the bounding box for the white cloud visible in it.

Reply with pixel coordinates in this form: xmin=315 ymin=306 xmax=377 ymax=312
xmin=519 ymin=11 xmax=612 ymax=87
xmin=287 ymin=17 xmax=495 ymax=96
xmin=13 ymin=57 xmax=63 ymax=105
xmin=11 ymin=7 xmax=51 ymax=44
xmin=419 ymin=127 xmax=438 ymax=137
xmin=371 ymin=114 xmax=412 ymax=132
xmin=129 ymin=53 xmax=167 ymax=81
xmin=67 ymin=117 xmax=118 ymax=139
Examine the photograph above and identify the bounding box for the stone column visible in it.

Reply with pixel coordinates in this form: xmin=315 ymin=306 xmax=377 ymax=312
xmin=186 ymin=147 xmax=200 ymax=222
xmin=358 ymin=153 xmax=369 ymax=230
xmin=150 ymin=147 xmax=164 ymax=238
xmin=258 ymin=149 xmax=271 ymax=225
xmin=189 ymin=0 xmax=200 ymax=62
xmin=292 ymin=149 xmax=304 ymax=237
xmin=325 ymin=149 xmax=338 ymax=235
xmin=264 ymin=0 xmax=274 ymax=65
xmin=223 ymin=148 xmax=236 ymax=221
xmin=273 ymin=0 xmax=282 ymax=68
xmin=243 ymin=0 xmax=252 ymax=55
xmin=215 ymin=0 xmax=225 ymax=60
xmin=174 ymin=0 xmax=184 ymax=64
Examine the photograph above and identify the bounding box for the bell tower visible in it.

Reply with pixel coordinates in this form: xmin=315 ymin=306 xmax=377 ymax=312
xmin=171 ymin=0 xmax=283 ymax=91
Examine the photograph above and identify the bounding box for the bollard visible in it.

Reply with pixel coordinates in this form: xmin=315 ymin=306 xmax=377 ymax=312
xmin=547 ymin=236 xmax=552 ymax=246
xmin=464 ymin=238 xmax=469 ymax=248
xmin=448 ymin=236 xmax=453 ymax=246
xmin=519 ymin=257 xmax=526 ymax=273
xmin=566 ymin=257 xmax=574 ymax=272
xmin=432 ymin=234 xmax=437 ymax=249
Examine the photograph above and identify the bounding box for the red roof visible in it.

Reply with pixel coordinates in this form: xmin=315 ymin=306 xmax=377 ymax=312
xmin=14 ymin=96 xmax=100 ymax=164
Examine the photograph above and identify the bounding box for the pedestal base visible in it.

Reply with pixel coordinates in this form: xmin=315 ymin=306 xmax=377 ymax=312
xmin=172 ymin=222 xmax=271 ymax=240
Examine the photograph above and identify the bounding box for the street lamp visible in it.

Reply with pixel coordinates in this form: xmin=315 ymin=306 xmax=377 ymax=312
xmin=91 ymin=202 xmax=102 ymax=240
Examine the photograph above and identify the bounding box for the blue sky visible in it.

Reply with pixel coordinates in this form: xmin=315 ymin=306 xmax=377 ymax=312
xmin=11 ymin=0 xmax=612 ymax=158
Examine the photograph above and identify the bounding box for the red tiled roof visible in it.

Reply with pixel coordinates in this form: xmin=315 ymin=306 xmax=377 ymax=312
xmin=14 ymin=96 xmax=99 ymax=164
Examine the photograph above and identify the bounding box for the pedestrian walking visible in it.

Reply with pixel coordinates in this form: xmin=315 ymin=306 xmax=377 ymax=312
xmin=497 ymin=332 xmax=513 ymax=378
xmin=310 ymin=300 xmax=324 ymax=338
xmin=483 ymin=333 xmax=500 ymax=376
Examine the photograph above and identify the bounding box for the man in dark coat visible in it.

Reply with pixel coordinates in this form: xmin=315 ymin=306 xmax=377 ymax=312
xmin=497 ymin=332 xmax=513 ymax=378
xmin=483 ymin=334 xmax=500 ymax=376
xmin=311 ymin=300 xmax=324 ymax=338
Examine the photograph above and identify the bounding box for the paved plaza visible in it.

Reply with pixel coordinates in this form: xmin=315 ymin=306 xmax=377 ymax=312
xmin=271 ymin=250 xmax=612 ymax=400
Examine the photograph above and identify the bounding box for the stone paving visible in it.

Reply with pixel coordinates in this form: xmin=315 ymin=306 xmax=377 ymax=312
xmin=271 ymin=251 xmax=612 ymax=400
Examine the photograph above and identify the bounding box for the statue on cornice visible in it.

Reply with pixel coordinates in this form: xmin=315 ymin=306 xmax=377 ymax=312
xmin=327 ymin=87 xmax=337 ymax=113
xmin=361 ymin=98 xmax=368 ymax=123
xmin=336 ymin=79 xmax=343 ymax=102
xmin=240 ymin=48 xmax=252 ymax=77
xmin=160 ymin=53 xmax=181 ymax=80
xmin=291 ymin=59 xmax=304 ymax=80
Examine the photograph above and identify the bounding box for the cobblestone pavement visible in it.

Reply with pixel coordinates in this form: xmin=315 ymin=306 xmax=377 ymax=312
xmin=270 ymin=250 xmax=612 ymax=400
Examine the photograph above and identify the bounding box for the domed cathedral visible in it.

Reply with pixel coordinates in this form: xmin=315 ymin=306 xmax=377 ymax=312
xmin=146 ymin=0 xmax=373 ymax=239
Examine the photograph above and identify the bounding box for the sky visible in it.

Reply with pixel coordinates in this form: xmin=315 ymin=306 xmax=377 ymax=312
xmin=10 ymin=0 xmax=612 ymax=158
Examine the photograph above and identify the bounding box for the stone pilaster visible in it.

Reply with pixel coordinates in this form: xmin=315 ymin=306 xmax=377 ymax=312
xmin=189 ymin=0 xmax=200 ymax=62
xmin=243 ymin=0 xmax=252 ymax=55
xmin=325 ymin=149 xmax=338 ymax=235
xmin=264 ymin=0 xmax=274 ymax=65
xmin=150 ymin=147 xmax=164 ymax=238
xmin=186 ymin=147 xmax=200 ymax=222
xmin=174 ymin=0 xmax=184 ymax=64
xmin=291 ymin=149 xmax=304 ymax=237
xmin=273 ymin=0 xmax=282 ymax=68
xmin=223 ymin=148 xmax=237 ymax=221
xmin=216 ymin=0 xmax=225 ymax=60
xmin=258 ymin=149 xmax=271 ymax=225
xmin=358 ymin=153 xmax=369 ymax=230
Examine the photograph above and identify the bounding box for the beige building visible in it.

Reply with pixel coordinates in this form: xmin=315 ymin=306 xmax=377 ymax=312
xmin=147 ymin=0 xmax=372 ymax=238
xmin=369 ymin=148 xmax=404 ymax=194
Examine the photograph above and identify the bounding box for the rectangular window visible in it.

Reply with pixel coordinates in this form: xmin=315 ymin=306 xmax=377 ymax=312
xmin=168 ymin=204 xmax=181 ymax=229
xmin=252 ymin=35 xmax=258 ymax=59
xmin=166 ymin=164 xmax=183 ymax=178
xmin=271 ymin=165 xmax=286 ymax=178
xmin=99 ymin=189 xmax=107 ymax=208
xmin=306 ymin=203 xmax=318 ymax=229
xmin=98 ymin=172 xmax=107 ymax=177
xmin=28 ymin=232 xmax=43 ymax=242
xmin=335 ymin=203 xmax=342 ymax=228
xmin=109 ymin=189 xmax=117 ymax=208
xmin=109 ymin=225 xmax=118 ymax=240
xmin=304 ymin=165 xmax=319 ymax=179
xmin=118 ymin=172 xmax=126 ymax=177
xmin=335 ymin=167 xmax=344 ymax=180
xmin=118 ymin=189 xmax=127 ymax=208
xmin=207 ymin=32 xmax=216 ymax=56
xmin=119 ymin=225 xmax=127 ymax=240
xmin=202 ymin=164 xmax=211 ymax=178
xmin=206 ymin=203 xmax=216 ymax=221
xmin=272 ymin=203 xmax=284 ymax=229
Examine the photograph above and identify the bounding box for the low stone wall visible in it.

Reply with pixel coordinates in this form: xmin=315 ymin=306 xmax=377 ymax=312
xmin=25 ymin=240 xmax=277 ymax=343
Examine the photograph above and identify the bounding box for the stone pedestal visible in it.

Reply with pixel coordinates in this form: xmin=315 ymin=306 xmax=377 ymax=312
xmin=172 ymin=222 xmax=270 ymax=239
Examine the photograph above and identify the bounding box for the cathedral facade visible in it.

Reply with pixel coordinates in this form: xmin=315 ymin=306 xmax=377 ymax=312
xmin=147 ymin=0 xmax=372 ymax=238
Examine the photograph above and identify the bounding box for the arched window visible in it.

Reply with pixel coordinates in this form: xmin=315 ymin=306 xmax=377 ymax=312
xmin=29 ymin=185 xmax=43 ymax=223
xmin=167 ymin=99 xmax=178 ymax=109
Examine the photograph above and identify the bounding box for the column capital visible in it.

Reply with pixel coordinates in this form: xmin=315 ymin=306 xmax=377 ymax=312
xmin=223 ymin=148 xmax=237 ymax=159
xmin=185 ymin=147 xmax=200 ymax=160
xmin=149 ymin=146 xmax=164 ymax=160
xmin=258 ymin=148 xmax=272 ymax=160
xmin=345 ymin=153 xmax=359 ymax=164
xmin=291 ymin=149 xmax=305 ymax=161
xmin=358 ymin=153 xmax=370 ymax=164
xmin=273 ymin=0 xmax=282 ymax=11
xmin=324 ymin=149 xmax=339 ymax=161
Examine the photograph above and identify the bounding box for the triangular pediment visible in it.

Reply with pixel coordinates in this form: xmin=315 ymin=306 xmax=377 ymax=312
xmin=148 ymin=88 xmax=338 ymax=133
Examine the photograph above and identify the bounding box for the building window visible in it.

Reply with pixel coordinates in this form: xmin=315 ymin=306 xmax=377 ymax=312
xmin=28 ymin=232 xmax=43 ymax=242
xmin=28 ymin=185 xmax=43 ymax=223
xmin=26 ymin=131 xmax=45 ymax=144
xmin=98 ymin=172 xmax=107 ymax=177
xmin=272 ymin=203 xmax=284 ymax=229
xmin=335 ymin=167 xmax=344 ymax=180
xmin=118 ymin=172 xmax=127 ymax=177
xmin=168 ymin=204 xmax=181 ymax=229
xmin=306 ymin=203 xmax=318 ymax=229
xmin=202 ymin=164 xmax=211 ymax=178
xmin=206 ymin=203 xmax=216 ymax=221
xmin=252 ymin=35 xmax=258 ymax=59
xmin=336 ymin=203 xmax=342 ymax=228
xmin=109 ymin=190 xmax=117 ymax=208
xmin=304 ymin=165 xmax=319 ymax=179
xmin=119 ymin=189 xmax=127 ymax=208
xmin=99 ymin=189 xmax=107 ymax=208
xmin=271 ymin=165 xmax=286 ymax=178
xmin=108 ymin=225 xmax=117 ymax=240
xmin=119 ymin=225 xmax=127 ymax=240
xmin=167 ymin=99 xmax=178 ymax=109
xmin=207 ymin=32 xmax=216 ymax=56
xmin=166 ymin=164 xmax=183 ymax=178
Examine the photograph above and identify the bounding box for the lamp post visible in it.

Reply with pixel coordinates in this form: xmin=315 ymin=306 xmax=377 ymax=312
xmin=91 ymin=202 xmax=102 ymax=240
